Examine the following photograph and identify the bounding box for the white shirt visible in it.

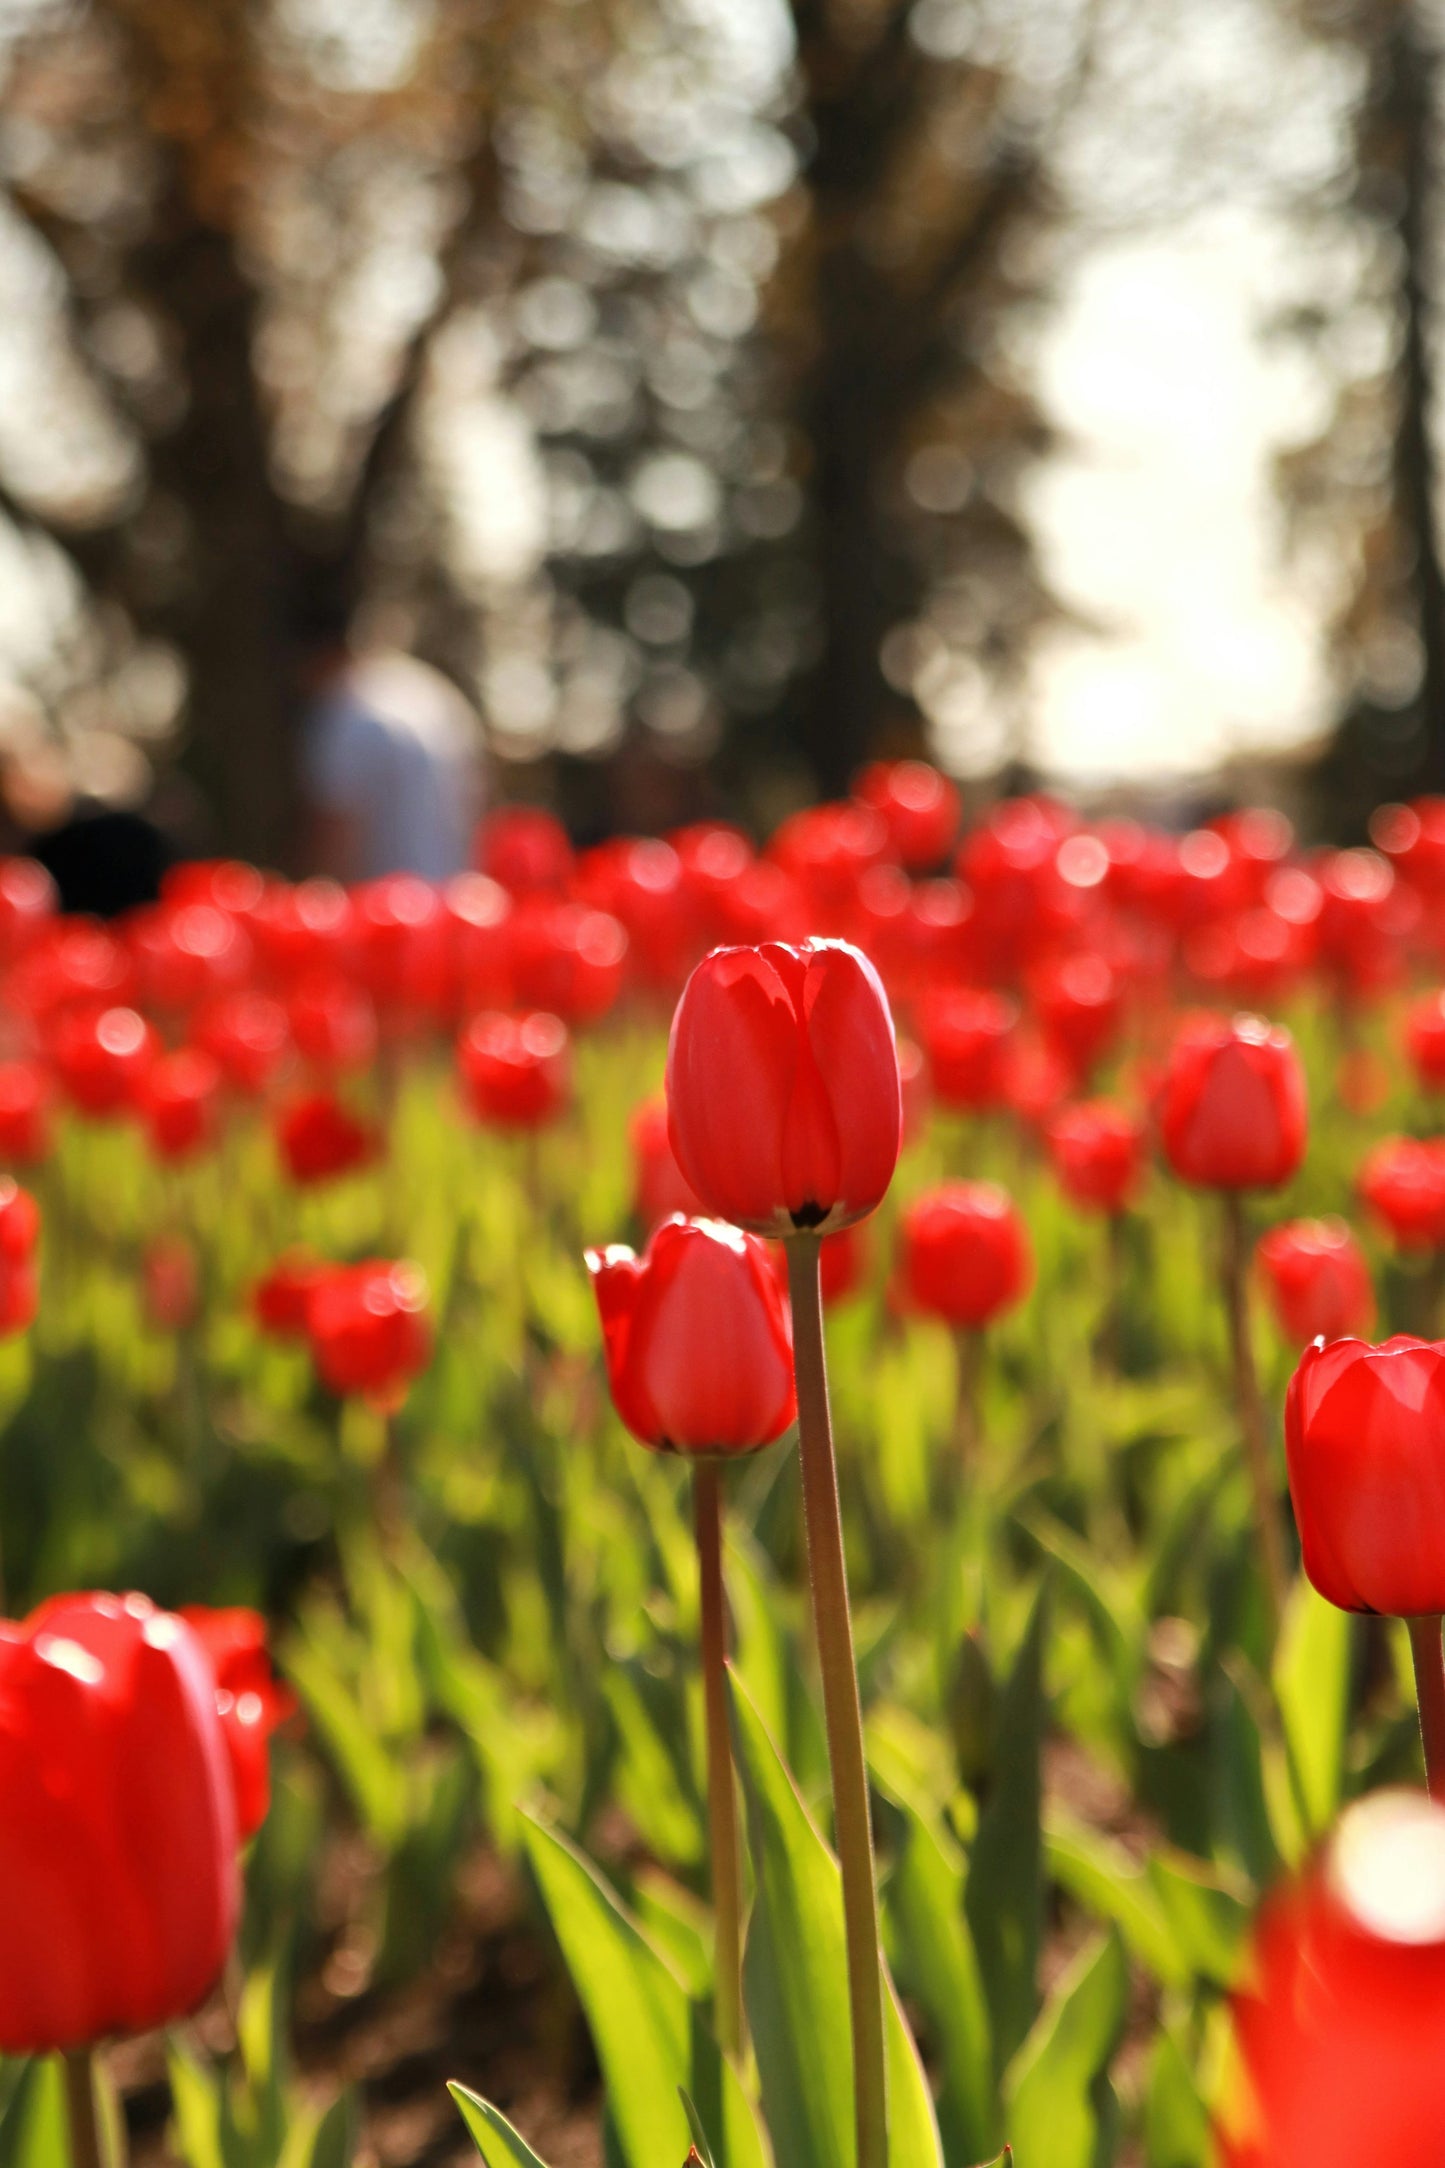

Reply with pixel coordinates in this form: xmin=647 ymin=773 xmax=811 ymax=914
xmin=304 ymin=654 xmax=482 ymax=881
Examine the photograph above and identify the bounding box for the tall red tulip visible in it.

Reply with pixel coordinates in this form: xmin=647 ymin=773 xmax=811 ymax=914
xmin=587 ymin=1217 xmax=795 ymax=1455
xmin=0 ymin=1591 xmax=238 ymax=2052
xmin=180 ymin=1608 xmax=297 ymax=1842
xmin=899 ymin=1181 xmax=1032 ymax=1329
xmin=1286 ymin=1333 xmax=1445 ymax=1792
xmin=667 ymin=939 xmax=901 ymax=1237
xmin=1257 ymin=1219 xmax=1373 ymax=1345
xmin=1157 ymin=1012 xmax=1307 ymax=1192
xmin=1221 ymin=1791 xmax=1445 ymax=2168
xmin=307 ymin=1259 xmax=432 ymax=1403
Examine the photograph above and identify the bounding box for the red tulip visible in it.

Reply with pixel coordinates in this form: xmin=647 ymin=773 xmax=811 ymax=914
xmin=1407 ymin=992 xmax=1445 ymax=1091
xmin=767 ymin=802 xmax=892 ymax=927
xmin=250 ymin=879 xmax=354 ymax=988
xmin=1257 ymin=1219 xmax=1374 ymax=1345
xmin=275 ymin=1090 xmax=377 ymax=1186
xmin=9 ymin=919 xmax=133 ymax=1022
xmin=507 ymin=899 xmax=628 ymax=1024
xmin=253 ymin=1251 xmax=327 ymax=1340
xmin=899 ymin=1182 xmax=1032 ymax=1328
xmin=443 ymin=872 xmax=512 ymax=1013
xmin=1047 ymin=1101 xmax=1145 ymax=1215
xmin=1031 ymin=953 xmax=1123 ymax=1072
xmin=1358 ymin=1137 xmax=1445 ymax=1251
xmin=666 ymin=939 xmax=901 ymax=1236
xmin=142 ymin=1236 xmax=199 ymax=1333
xmin=0 ymin=1060 xmax=51 ymax=1165
xmin=897 ymin=1036 xmax=931 ymax=1143
xmin=575 ymin=838 xmax=698 ymax=994
xmin=0 ymin=1178 xmax=38 ymax=1337
xmin=180 ymin=1608 xmax=297 ymax=1843
xmin=853 ymin=760 xmax=960 ymax=870
xmin=630 ymin=1095 xmax=704 ymax=1228
xmin=140 ymin=1049 xmax=222 ymax=1163
xmin=670 ymin=825 xmax=757 ymax=946
xmin=51 ymin=1004 xmax=157 ymax=1119
xmin=1285 ymin=1334 xmax=1445 ymax=1614
xmin=161 ymin=859 xmax=267 ymax=923
xmin=352 ymin=875 xmax=449 ymax=1018
xmin=457 ymin=1011 xmax=570 ymax=1129
xmin=1157 ymin=1013 xmax=1307 ymax=1192
xmin=306 ymin=1259 xmax=431 ymax=1402
xmin=193 ymin=992 xmax=290 ymax=1098
xmin=586 ymin=1217 xmax=795 ymax=1454
xmin=476 ymin=805 xmax=573 ymax=895
xmin=1221 ymin=1790 xmax=1445 ymax=2168
xmin=0 ymin=1591 xmax=238 ymax=2053
xmin=129 ymin=901 xmax=252 ymax=1015
xmin=288 ymin=971 xmax=378 ymax=1075
xmin=918 ymin=987 xmax=1019 ymax=1114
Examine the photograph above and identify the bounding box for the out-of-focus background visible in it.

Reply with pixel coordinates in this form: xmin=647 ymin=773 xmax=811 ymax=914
xmin=0 ymin=0 xmax=1439 ymax=866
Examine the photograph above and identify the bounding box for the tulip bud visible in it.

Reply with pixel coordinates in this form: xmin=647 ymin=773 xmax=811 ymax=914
xmin=1358 ymin=1136 xmax=1445 ymax=1251
xmin=51 ymin=1004 xmax=157 ymax=1119
xmin=180 ymin=1607 xmax=297 ymax=1842
xmin=1285 ymin=1333 xmax=1445 ymax=1615
xmin=586 ymin=1217 xmax=796 ymax=1455
xmin=899 ymin=1181 xmax=1032 ymax=1328
xmin=919 ymin=987 xmax=1018 ymax=1114
xmin=1046 ymin=1101 xmax=1145 ymax=1215
xmin=275 ymin=1089 xmax=378 ymax=1186
xmin=0 ymin=1060 xmax=51 ymax=1166
xmin=307 ymin=1259 xmax=432 ymax=1403
xmin=140 ymin=1049 xmax=222 ymax=1163
xmin=1157 ymin=1012 xmax=1307 ymax=1192
xmin=0 ymin=1592 xmax=238 ymax=2052
xmin=457 ymin=1011 xmax=571 ymax=1129
xmin=629 ymin=1095 xmax=704 ymax=1228
xmin=666 ymin=939 xmax=901 ymax=1236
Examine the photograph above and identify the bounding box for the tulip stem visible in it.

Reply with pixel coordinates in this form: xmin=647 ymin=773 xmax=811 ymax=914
xmin=64 ymin=2049 xmax=105 ymax=2168
xmin=1221 ymin=1195 xmax=1288 ymax=1637
xmin=692 ymin=1459 xmax=744 ymax=2059
xmin=1408 ymin=1614 xmax=1445 ymax=1802
xmin=954 ymin=1327 xmax=982 ymax=1465
xmin=785 ymin=1233 xmax=888 ymax=2168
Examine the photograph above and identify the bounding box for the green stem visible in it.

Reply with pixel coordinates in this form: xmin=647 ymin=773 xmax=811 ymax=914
xmin=953 ymin=1328 xmax=982 ymax=1466
xmin=1221 ymin=1195 xmax=1287 ymax=1637
xmin=64 ymin=2049 xmax=104 ymax=2168
xmin=693 ymin=1459 xmax=744 ymax=2059
xmin=1409 ymin=1614 xmax=1445 ymax=1801
xmin=785 ymin=1233 xmax=887 ymax=2168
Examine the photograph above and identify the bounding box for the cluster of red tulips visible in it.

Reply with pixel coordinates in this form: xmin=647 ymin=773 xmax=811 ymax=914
xmin=7 ymin=763 xmax=1445 ymax=2159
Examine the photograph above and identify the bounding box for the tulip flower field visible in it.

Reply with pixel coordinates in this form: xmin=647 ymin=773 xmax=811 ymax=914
xmin=8 ymin=775 xmax=1445 ymax=2168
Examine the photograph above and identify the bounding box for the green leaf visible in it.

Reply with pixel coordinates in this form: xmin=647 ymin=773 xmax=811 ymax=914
xmin=520 ymin=1815 xmax=766 ymax=2168
xmin=284 ymin=1636 xmax=407 ymax=1848
xmin=1044 ymin=1814 xmax=1188 ymax=1990
xmin=882 ymin=1793 xmax=995 ymax=2164
xmin=965 ymin=1586 xmax=1048 ymax=2075
xmin=728 ymin=1669 xmax=943 ymax=2168
xmin=448 ymin=2085 xmax=556 ymax=2168
xmin=0 ymin=2059 xmax=68 ymax=2168
xmin=1001 ymin=1931 xmax=1127 ymax=2168
xmin=1144 ymin=1851 xmax=1251 ymax=1990
xmin=1142 ymin=2026 xmax=1210 ymax=2168
xmin=678 ymin=2091 xmax=718 ymax=2168
xmin=1272 ymin=1579 xmax=1353 ymax=1839
xmin=166 ymin=2043 xmax=225 ymax=2168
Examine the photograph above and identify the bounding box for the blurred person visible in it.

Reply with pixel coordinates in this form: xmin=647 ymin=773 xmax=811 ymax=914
xmin=297 ymin=601 xmax=484 ymax=883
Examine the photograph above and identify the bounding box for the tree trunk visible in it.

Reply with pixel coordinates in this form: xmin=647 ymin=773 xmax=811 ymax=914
xmin=1393 ymin=4 xmax=1445 ymax=790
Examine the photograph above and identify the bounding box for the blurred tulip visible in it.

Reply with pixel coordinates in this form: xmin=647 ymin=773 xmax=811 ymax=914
xmin=51 ymin=1004 xmax=156 ymax=1119
xmin=1032 ymin=952 xmax=1124 ymax=1073
xmin=667 ymin=939 xmax=901 ymax=1236
xmin=1257 ymin=1218 xmax=1373 ymax=1345
xmin=919 ymin=987 xmax=1018 ymax=1113
xmin=306 ymin=1259 xmax=431 ymax=1402
xmin=250 ymin=879 xmax=354 ymax=987
xmin=253 ymin=1251 xmax=327 ymax=1340
xmin=140 ymin=1049 xmax=222 ymax=1163
xmin=180 ymin=1607 xmax=297 ymax=1842
xmin=275 ymin=1090 xmax=377 ymax=1185
xmin=288 ymin=971 xmax=378 ymax=1075
xmin=129 ymin=901 xmax=252 ymax=1014
xmin=1157 ymin=1013 xmax=1307 ymax=1192
xmin=0 ymin=859 xmax=56 ymax=962
xmin=586 ymin=1217 xmax=795 ymax=1454
xmin=575 ymin=838 xmax=697 ymax=994
xmin=352 ymin=875 xmax=449 ymax=1019
xmin=476 ymin=805 xmax=573 ymax=895
xmin=1407 ymin=991 xmax=1445 ymax=1091
xmin=457 ymin=1011 xmax=570 ymax=1129
xmin=629 ymin=1095 xmax=704 ymax=1228
xmin=896 ymin=1035 xmax=930 ymax=1143
xmin=507 ymin=899 xmax=627 ymax=1024
xmin=1358 ymin=1136 xmax=1445 ymax=1251
xmin=1047 ymin=1101 xmax=1145 ymax=1215
xmin=853 ymin=760 xmax=960 ymax=870
xmin=1221 ymin=1791 xmax=1445 ymax=2168
xmin=443 ymin=872 xmax=512 ymax=1012
xmin=899 ymin=1181 xmax=1032 ymax=1328
xmin=0 ymin=1061 xmax=51 ymax=1166
xmin=193 ymin=991 xmax=290 ymax=1097
xmin=143 ymin=1235 xmax=199 ymax=1333
xmin=767 ymin=801 xmax=892 ymax=928
xmin=0 ymin=1178 xmax=38 ymax=1337
xmin=0 ymin=1591 xmax=238 ymax=2052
